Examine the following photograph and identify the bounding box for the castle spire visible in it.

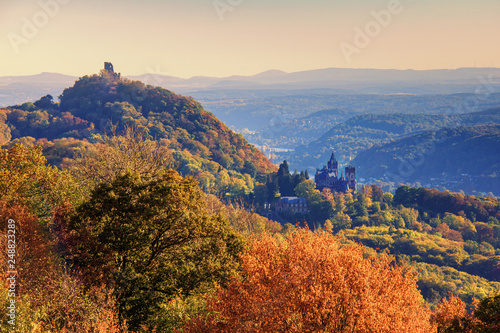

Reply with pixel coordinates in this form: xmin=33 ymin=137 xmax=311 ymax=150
xmin=330 ymin=150 xmax=337 ymax=163
xmin=327 ymin=150 xmax=339 ymax=171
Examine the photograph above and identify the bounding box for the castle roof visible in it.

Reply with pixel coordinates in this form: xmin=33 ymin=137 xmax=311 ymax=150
xmin=315 ymin=170 xmax=337 ymax=179
xmin=277 ymin=197 xmax=307 ymax=204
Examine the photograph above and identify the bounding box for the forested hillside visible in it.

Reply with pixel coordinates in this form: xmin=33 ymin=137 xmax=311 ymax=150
xmin=0 ymin=68 xmax=276 ymax=196
xmin=202 ymin=91 xmax=500 ymax=132
xmin=291 ymin=108 xmax=500 ymax=171
xmin=353 ymin=124 xmax=500 ymax=195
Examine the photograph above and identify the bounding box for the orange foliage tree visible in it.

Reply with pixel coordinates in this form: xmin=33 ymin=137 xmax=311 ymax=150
xmin=182 ymin=229 xmax=434 ymax=332
xmin=430 ymin=293 xmax=477 ymax=333
xmin=431 ymin=292 xmax=500 ymax=333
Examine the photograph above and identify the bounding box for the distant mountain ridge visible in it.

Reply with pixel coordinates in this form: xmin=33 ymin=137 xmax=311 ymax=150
xmin=129 ymin=67 xmax=500 ymax=92
xmin=2 ymin=67 xmax=500 ymax=107
xmin=0 ymin=72 xmax=77 ymax=83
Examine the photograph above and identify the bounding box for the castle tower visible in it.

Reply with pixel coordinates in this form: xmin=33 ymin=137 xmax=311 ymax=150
xmin=327 ymin=151 xmax=339 ymax=178
xmin=345 ymin=165 xmax=356 ymax=192
xmin=104 ymin=62 xmax=114 ymax=73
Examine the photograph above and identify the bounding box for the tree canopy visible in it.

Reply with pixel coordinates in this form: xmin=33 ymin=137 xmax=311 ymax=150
xmin=59 ymin=170 xmax=244 ymax=330
xmin=183 ymin=228 xmax=433 ymax=332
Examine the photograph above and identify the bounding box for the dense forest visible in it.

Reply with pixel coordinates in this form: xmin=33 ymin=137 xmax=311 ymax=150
xmin=0 ymin=68 xmax=499 ymax=332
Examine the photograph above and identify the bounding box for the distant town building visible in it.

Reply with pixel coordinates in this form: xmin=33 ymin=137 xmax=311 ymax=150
xmin=275 ymin=197 xmax=308 ymax=214
xmin=315 ymin=151 xmax=356 ymax=193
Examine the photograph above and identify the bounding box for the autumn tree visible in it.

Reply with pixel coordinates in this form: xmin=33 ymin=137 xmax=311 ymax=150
xmin=332 ymin=211 xmax=352 ymax=231
xmin=0 ymin=143 xmax=83 ymax=215
xmin=63 ymin=170 xmax=244 ymax=331
xmin=0 ymin=152 xmax=126 ymax=331
xmin=0 ymin=144 xmax=51 ymax=201
xmin=294 ymin=180 xmax=321 ymax=203
xmin=323 ymin=219 xmax=334 ymax=232
xmin=474 ymin=294 xmax=500 ymax=333
xmin=182 ymin=228 xmax=433 ymax=332
xmin=431 ymin=292 xmax=500 ymax=333
xmin=431 ymin=293 xmax=476 ymax=332
xmin=70 ymin=126 xmax=174 ymax=189
xmin=370 ymin=184 xmax=384 ymax=202
xmin=435 ymin=223 xmax=464 ymax=242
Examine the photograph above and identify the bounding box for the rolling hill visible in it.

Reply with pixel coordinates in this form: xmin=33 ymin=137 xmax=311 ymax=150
xmin=353 ymin=124 xmax=500 ymax=195
xmin=0 ymin=66 xmax=276 ymax=195
xmin=289 ymin=108 xmax=500 ymax=173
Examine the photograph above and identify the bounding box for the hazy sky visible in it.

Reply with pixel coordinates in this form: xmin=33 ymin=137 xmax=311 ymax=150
xmin=1 ymin=0 xmax=499 ymax=78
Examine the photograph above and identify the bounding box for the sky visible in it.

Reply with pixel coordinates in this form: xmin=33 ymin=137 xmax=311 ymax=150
xmin=1 ymin=0 xmax=499 ymax=78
